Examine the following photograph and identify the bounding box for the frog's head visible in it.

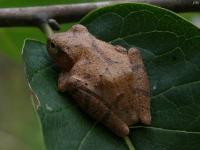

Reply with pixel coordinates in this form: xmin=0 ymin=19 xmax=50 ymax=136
xmin=47 ymin=24 xmax=89 ymax=71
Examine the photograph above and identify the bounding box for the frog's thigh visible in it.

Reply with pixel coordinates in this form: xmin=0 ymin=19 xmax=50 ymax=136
xmin=100 ymin=70 xmax=138 ymax=125
xmin=71 ymin=88 xmax=129 ymax=137
xmin=58 ymin=72 xmax=71 ymax=92
xmin=128 ymin=48 xmax=151 ymax=125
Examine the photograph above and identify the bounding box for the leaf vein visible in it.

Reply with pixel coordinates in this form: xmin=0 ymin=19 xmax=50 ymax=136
xmin=77 ymin=122 xmax=97 ymax=150
xmin=152 ymin=80 xmax=200 ymax=99
xmin=130 ymin=126 xmax=200 ymax=134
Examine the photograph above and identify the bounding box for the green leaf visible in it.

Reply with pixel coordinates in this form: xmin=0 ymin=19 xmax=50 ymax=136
xmin=23 ymin=3 xmax=200 ymax=150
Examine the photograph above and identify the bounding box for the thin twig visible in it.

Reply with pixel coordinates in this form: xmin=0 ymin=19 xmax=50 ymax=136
xmin=0 ymin=0 xmax=199 ymax=27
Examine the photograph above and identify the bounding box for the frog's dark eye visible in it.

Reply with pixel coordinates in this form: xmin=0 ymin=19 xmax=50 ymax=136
xmin=48 ymin=42 xmax=59 ymax=55
xmin=50 ymin=42 xmax=56 ymax=48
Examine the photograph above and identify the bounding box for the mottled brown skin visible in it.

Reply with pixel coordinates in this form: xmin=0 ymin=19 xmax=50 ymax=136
xmin=47 ymin=24 xmax=151 ymax=137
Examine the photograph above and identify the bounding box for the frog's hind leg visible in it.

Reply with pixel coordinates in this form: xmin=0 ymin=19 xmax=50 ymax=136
xmin=69 ymin=79 xmax=129 ymax=137
xmin=128 ymin=48 xmax=151 ymax=125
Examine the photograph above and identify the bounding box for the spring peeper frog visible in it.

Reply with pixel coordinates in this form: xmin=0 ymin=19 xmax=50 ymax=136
xmin=47 ymin=24 xmax=151 ymax=137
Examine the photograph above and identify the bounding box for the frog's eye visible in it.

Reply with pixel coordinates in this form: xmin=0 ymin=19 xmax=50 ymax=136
xmin=48 ymin=42 xmax=59 ymax=55
xmin=50 ymin=42 xmax=56 ymax=48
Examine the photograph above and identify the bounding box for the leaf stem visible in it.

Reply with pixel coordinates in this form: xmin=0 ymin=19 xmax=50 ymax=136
xmin=40 ymin=22 xmax=54 ymax=37
xmin=124 ymin=136 xmax=136 ymax=150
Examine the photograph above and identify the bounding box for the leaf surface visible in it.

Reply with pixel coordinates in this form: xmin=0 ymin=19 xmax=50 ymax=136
xmin=23 ymin=3 xmax=200 ymax=150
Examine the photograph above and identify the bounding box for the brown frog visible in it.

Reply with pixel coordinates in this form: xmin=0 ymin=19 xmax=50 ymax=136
xmin=47 ymin=24 xmax=151 ymax=137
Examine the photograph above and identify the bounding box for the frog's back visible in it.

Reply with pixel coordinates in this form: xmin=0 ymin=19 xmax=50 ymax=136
xmin=71 ymin=38 xmax=141 ymax=125
xmin=98 ymin=64 xmax=139 ymax=125
xmin=89 ymin=41 xmax=139 ymax=125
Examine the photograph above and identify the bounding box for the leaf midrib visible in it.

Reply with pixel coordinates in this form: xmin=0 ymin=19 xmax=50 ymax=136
xmin=130 ymin=126 xmax=200 ymax=135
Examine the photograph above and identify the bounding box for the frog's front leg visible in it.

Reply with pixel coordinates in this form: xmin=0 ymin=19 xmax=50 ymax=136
xmin=67 ymin=76 xmax=129 ymax=137
xmin=128 ymin=48 xmax=151 ymax=125
xmin=58 ymin=71 xmax=71 ymax=92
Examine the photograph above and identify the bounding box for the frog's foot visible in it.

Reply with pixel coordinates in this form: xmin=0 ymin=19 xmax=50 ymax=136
xmin=139 ymin=107 xmax=151 ymax=125
xmin=141 ymin=115 xmax=151 ymax=125
xmin=114 ymin=45 xmax=128 ymax=54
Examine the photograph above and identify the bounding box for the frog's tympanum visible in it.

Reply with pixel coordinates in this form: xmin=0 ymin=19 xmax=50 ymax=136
xmin=47 ymin=24 xmax=151 ymax=137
